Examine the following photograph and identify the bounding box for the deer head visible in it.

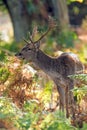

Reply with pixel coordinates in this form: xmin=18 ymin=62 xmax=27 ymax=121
xmin=15 ymin=16 xmax=56 ymax=61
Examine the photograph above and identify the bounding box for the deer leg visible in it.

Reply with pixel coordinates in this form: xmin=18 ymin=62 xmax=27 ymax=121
xmin=57 ymin=86 xmax=65 ymax=112
xmin=69 ymin=79 xmax=76 ymax=118
xmin=58 ymin=86 xmax=69 ymax=118
xmin=69 ymin=90 xmax=76 ymax=118
xmin=65 ymin=85 xmax=69 ymax=118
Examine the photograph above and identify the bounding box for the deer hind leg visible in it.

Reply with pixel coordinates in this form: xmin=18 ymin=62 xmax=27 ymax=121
xmin=65 ymin=86 xmax=69 ymax=118
xmin=69 ymin=91 xmax=76 ymax=117
xmin=65 ymin=84 xmax=75 ymax=118
xmin=68 ymin=80 xmax=76 ymax=118
xmin=59 ymin=96 xmax=64 ymax=111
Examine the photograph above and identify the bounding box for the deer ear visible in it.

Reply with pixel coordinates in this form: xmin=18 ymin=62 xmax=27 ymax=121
xmin=35 ymin=42 xmax=40 ymax=51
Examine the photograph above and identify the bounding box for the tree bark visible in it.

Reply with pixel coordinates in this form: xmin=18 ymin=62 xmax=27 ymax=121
xmin=3 ymin=0 xmax=70 ymax=41
xmin=52 ymin=0 xmax=69 ymax=29
xmin=3 ymin=0 xmax=31 ymax=42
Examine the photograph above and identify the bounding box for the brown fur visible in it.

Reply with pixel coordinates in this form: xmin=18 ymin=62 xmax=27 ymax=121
xmin=15 ymin=46 xmax=84 ymax=117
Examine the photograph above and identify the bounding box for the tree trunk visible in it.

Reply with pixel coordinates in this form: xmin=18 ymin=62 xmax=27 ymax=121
xmin=3 ymin=0 xmax=31 ymax=42
xmin=52 ymin=0 xmax=69 ymax=29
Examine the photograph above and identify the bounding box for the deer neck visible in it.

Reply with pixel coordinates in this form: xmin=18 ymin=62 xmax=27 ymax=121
xmin=33 ymin=50 xmax=54 ymax=74
xmin=33 ymin=50 xmax=64 ymax=83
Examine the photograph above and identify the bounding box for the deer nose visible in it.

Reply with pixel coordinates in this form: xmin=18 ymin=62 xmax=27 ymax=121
xmin=15 ymin=53 xmax=22 ymax=57
xmin=15 ymin=52 xmax=22 ymax=56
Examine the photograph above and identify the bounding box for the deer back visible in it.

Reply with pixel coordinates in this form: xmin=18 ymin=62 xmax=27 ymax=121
xmin=56 ymin=52 xmax=84 ymax=77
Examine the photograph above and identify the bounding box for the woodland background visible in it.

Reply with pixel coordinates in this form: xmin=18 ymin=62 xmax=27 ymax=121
xmin=0 ymin=0 xmax=87 ymax=129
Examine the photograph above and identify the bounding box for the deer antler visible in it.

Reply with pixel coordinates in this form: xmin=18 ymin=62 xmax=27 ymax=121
xmin=31 ymin=26 xmax=38 ymax=40
xmin=23 ymin=38 xmax=29 ymax=44
xmin=28 ymin=32 xmax=34 ymax=43
xmin=25 ymin=27 xmax=38 ymax=44
xmin=35 ymin=16 xmax=56 ymax=43
xmin=23 ymin=32 xmax=34 ymax=44
xmin=24 ymin=16 xmax=56 ymax=45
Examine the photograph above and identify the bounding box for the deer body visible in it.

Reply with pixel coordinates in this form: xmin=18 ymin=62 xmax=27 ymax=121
xmin=16 ymin=47 xmax=83 ymax=113
xmin=15 ymin=17 xmax=84 ymax=117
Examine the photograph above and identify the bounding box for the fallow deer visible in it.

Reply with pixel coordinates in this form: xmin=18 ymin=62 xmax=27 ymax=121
xmin=15 ymin=17 xmax=84 ymax=117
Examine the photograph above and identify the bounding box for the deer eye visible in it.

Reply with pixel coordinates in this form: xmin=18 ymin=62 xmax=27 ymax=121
xmin=19 ymin=53 xmax=22 ymax=56
xmin=28 ymin=48 xmax=31 ymax=50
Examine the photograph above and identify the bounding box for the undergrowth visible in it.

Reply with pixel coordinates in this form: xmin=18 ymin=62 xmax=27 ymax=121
xmin=0 ymin=40 xmax=87 ymax=129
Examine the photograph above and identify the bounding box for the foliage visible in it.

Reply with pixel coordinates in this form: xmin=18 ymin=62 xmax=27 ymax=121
xmin=27 ymin=0 xmax=38 ymax=14
xmin=0 ymin=39 xmax=87 ymax=129
xmin=67 ymin=0 xmax=84 ymax=4
xmin=0 ymin=96 xmax=87 ymax=130
xmin=56 ymin=29 xmax=78 ymax=48
xmin=0 ymin=97 xmax=21 ymax=129
xmin=82 ymin=16 xmax=87 ymax=31
xmin=73 ymin=86 xmax=87 ymax=103
xmin=0 ymin=41 xmax=19 ymax=61
xmin=69 ymin=73 xmax=87 ymax=103
xmin=39 ymin=111 xmax=76 ymax=130
xmin=69 ymin=73 xmax=87 ymax=82
xmin=0 ymin=55 xmax=75 ymax=129
xmin=0 ymin=58 xmax=87 ymax=130
xmin=0 ymin=0 xmax=87 ymax=128
xmin=40 ymin=81 xmax=53 ymax=104
xmin=0 ymin=67 xmax=9 ymax=83
xmin=0 ymin=96 xmax=77 ymax=130
xmin=0 ymin=0 xmax=7 ymax=13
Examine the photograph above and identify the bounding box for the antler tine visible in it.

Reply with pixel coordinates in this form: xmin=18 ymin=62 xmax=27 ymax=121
xmin=35 ymin=28 xmax=51 ymax=43
xmin=48 ymin=16 xmax=57 ymax=28
xmin=23 ymin=38 xmax=30 ymax=44
xmin=31 ymin=26 xmax=38 ymax=40
xmin=23 ymin=28 xmax=37 ymax=44
xmin=28 ymin=32 xmax=33 ymax=43
xmin=23 ymin=32 xmax=33 ymax=44
xmin=35 ymin=16 xmax=56 ymax=43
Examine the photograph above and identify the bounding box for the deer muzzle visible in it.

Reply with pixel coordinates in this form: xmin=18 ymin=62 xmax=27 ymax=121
xmin=15 ymin=52 xmax=25 ymax=59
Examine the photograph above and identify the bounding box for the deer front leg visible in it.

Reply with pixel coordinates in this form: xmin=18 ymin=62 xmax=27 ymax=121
xmin=57 ymin=86 xmax=65 ymax=112
xmin=57 ymin=85 xmax=69 ymax=118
